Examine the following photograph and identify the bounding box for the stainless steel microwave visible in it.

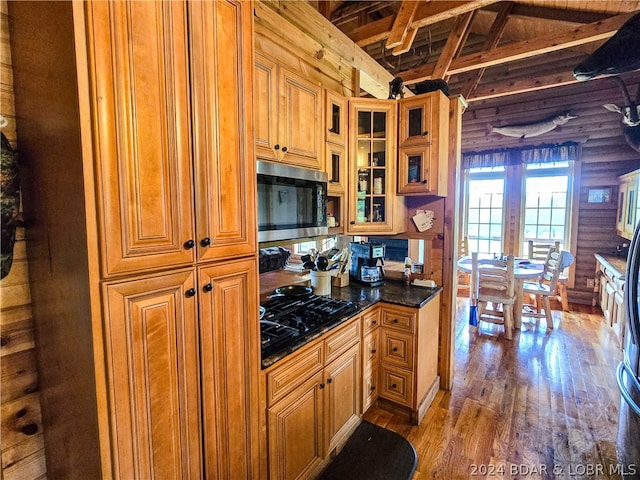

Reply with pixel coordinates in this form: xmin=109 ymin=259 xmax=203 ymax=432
xmin=257 ymin=161 xmax=328 ymax=243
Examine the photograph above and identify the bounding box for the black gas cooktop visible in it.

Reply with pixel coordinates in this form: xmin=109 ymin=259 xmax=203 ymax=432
xmin=260 ymin=294 xmax=358 ymax=359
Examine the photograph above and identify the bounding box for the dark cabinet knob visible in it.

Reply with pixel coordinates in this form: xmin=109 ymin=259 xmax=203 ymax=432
xmin=393 ymin=318 xmax=399 ymax=323
xmin=184 ymin=239 xmax=195 ymax=249
xmin=282 ymin=146 xmax=288 ymax=153
xmin=203 ymin=283 xmax=213 ymax=292
xmin=274 ymin=144 xmax=280 ymax=150
xmin=391 ymin=383 xmax=397 ymax=389
xmin=185 ymin=288 xmax=196 ymax=298
xmin=329 ymin=179 xmax=336 ymax=183
xmin=422 ymin=131 xmax=429 ymax=136
xmin=327 ymin=378 xmax=333 ymax=384
xmin=372 ymin=320 xmax=377 ymax=325
xmin=371 ymin=349 xmax=377 ymax=354
xmin=200 ymin=237 xmax=211 ymax=247
xmin=422 ymin=180 xmax=428 ymax=184
xmin=392 ymin=347 xmax=398 ymax=352
xmin=370 ymin=386 xmax=376 ymax=391
xmin=350 ymin=221 xmax=356 ymax=225
xmin=329 ymin=127 xmax=335 ymax=133
xmin=320 ymin=383 xmax=325 ymax=389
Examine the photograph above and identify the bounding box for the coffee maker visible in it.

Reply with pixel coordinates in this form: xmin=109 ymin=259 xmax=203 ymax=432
xmin=349 ymin=242 xmax=385 ymax=286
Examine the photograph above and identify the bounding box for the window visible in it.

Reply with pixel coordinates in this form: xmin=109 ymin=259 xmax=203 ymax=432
xmin=462 ymin=161 xmax=575 ymax=257
xmin=463 ymin=167 xmax=506 ymax=256
xmin=294 ymin=237 xmax=337 ymax=255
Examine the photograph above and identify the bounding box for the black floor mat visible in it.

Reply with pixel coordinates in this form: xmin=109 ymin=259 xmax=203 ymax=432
xmin=318 ymin=420 xmax=418 ymax=480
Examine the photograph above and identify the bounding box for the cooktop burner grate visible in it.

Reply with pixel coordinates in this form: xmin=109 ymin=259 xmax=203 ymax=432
xmin=260 ymin=294 xmax=358 ymax=359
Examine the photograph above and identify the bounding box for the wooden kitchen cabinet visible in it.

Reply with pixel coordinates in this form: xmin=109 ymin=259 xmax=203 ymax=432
xmin=617 ymin=169 xmax=640 ymax=240
xmin=91 ymin=0 xmax=255 ymax=277
xmin=266 ymin=317 xmax=361 ymax=479
xmin=9 ymin=1 xmax=261 ymax=478
xmin=254 ymin=53 xmax=324 ymax=170
xmin=361 ymin=307 xmax=380 ymax=412
xmin=378 ymin=296 xmax=440 ymax=424
xmin=103 ymin=269 xmax=203 ymax=478
xmin=347 ymin=99 xmax=404 ymax=234
xmin=397 ymin=91 xmax=450 ymax=196
xmin=595 ymin=254 xmax=626 ymax=348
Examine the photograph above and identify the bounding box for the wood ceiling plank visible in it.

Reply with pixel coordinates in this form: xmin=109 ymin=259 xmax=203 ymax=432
xmin=391 ymin=26 xmax=419 ymax=56
xmin=386 ymin=1 xmax=420 ymax=49
xmin=432 ymin=11 xmax=475 ymax=80
xmin=399 ymin=11 xmax=635 ymax=84
xmin=350 ymin=0 xmax=502 ymax=47
xmin=460 ymin=2 xmax=512 ymax=99
xmin=447 ymin=11 xmax=636 ymax=75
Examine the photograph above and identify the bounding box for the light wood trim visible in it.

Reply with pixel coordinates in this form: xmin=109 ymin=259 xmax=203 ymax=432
xmin=380 ymin=329 xmax=415 ymax=370
xmin=440 ymin=96 xmax=465 ymax=390
xmin=391 ymin=25 xmax=419 ymax=56
xmin=380 ymin=305 xmax=416 ymax=333
xmin=258 ymin=0 xmax=395 ymax=99
xmin=460 ymin=1 xmax=512 ymax=99
xmin=350 ymin=0 xmax=501 ymax=47
xmin=385 ymin=1 xmax=420 ymax=49
xmin=379 ymin=365 xmax=414 ymax=408
xmin=431 ymin=11 xmax=474 ymax=81
xmin=361 ymin=306 xmax=380 ymax=335
xmin=399 ymin=12 xmax=635 ymax=84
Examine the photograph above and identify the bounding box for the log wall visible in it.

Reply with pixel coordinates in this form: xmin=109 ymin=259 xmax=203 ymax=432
xmin=0 ymin=2 xmax=47 ymax=478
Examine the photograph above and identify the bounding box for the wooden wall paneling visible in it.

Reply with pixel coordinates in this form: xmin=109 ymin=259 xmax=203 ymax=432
xmin=569 ymin=160 xmax=639 ymax=305
xmin=1 ymin=0 xmax=47 ymax=477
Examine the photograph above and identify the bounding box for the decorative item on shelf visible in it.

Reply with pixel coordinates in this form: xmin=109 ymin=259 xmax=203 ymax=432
xmin=1 ymin=115 xmax=22 ymax=280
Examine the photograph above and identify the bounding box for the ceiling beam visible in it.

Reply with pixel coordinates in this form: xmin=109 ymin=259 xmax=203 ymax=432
xmin=386 ymin=1 xmax=421 ymax=49
xmin=391 ymin=25 xmax=419 ymax=56
xmin=349 ymin=0 xmax=502 ymax=47
xmin=467 ymin=70 xmax=579 ymax=102
xmin=399 ymin=12 xmax=636 ymax=84
xmin=460 ymin=2 xmax=512 ymax=99
xmin=257 ymin=0 xmax=398 ymax=99
xmin=484 ymin=3 xmax=610 ymax=25
xmin=432 ymin=11 xmax=475 ymax=80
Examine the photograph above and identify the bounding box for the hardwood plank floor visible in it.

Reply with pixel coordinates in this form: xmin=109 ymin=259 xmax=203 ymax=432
xmin=363 ymin=298 xmax=629 ymax=479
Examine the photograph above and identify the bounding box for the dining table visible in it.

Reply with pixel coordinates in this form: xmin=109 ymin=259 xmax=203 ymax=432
xmin=456 ymin=255 xmax=545 ymax=328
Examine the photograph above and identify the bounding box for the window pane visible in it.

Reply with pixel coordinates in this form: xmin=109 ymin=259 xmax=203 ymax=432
xmin=465 ymin=178 xmax=505 ymax=255
xmin=523 ymin=175 xmax=568 ymax=246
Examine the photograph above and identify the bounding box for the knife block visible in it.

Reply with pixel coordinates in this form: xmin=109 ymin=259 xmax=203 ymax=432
xmin=331 ymin=271 xmax=350 ymax=287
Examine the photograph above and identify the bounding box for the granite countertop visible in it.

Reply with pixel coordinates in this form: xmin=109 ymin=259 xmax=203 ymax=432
xmin=594 ymin=252 xmax=628 ymax=278
xmin=260 ymin=271 xmax=442 ymax=369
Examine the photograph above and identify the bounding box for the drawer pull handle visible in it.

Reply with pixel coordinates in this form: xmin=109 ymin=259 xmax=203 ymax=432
xmin=274 ymin=144 xmax=280 ymax=150
xmin=327 ymin=378 xmax=332 ymax=384
xmin=391 ymin=383 xmax=397 ymax=389
xmin=203 ymin=283 xmax=213 ymax=293
xmin=372 ymin=320 xmax=377 ymax=325
xmin=370 ymin=386 xmax=376 ymax=391
xmin=371 ymin=349 xmax=377 ymax=354
xmin=282 ymin=146 xmax=288 ymax=153
xmin=200 ymin=237 xmax=211 ymax=247
xmin=319 ymin=383 xmax=325 ymax=389
xmin=393 ymin=318 xmax=399 ymax=323
xmin=185 ymin=288 xmax=197 ymax=298
xmin=184 ymin=239 xmax=195 ymax=249
xmin=392 ymin=347 xmax=398 ymax=352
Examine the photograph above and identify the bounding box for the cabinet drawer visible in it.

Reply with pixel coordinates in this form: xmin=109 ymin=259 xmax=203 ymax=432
xmin=325 ymin=318 xmax=360 ymax=365
xmin=380 ymin=329 xmax=414 ymax=369
xmin=362 ymin=307 xmax=380 ymax=335
xmin=362 ymin=364 xmax=378 ymax=413
xmin=379 ymin=365 xmax=413 ymax=407
xmin=267 ymin=343 xmax=324 ymax=407
xmin=363 ymin=329 xmax=379 ymax=368
xmin=380 ymin=308 xmax=415 ymax=333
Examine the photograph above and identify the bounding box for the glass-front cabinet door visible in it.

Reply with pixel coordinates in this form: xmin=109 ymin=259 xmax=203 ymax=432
xmin=348 ymin=99 xmax=397 ymax=233
xmin=397 ymin=91 xmax=449 ymax=196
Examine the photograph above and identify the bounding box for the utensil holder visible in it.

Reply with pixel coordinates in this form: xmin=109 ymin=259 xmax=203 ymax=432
xmin=331 ymin=272 xmax=350 ymax=287
xmin=310 ymin=270 xmax=331 ymax=295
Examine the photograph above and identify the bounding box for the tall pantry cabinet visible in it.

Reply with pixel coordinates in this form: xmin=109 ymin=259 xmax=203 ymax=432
xmin=8 ymin=1 xmax=261 ymax=479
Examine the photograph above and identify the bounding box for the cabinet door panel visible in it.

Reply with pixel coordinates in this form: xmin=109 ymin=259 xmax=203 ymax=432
xmin=199 ymin=258 xmax=260 ymax=479
xmin=88 ymin=1 xmax=195 ymax=276
xmin=280 ymin=68 xmax=323 ymax=169
xmin=103 ymin=269 xmax=201 ymax=479
xmin=324 ymin=343 xmax=361 ymax=455
xmin=268 ymin=372 xmax=325 ymax=480
xmin=190 ymin=0 xmax=257 ymax=261
xmin=254 ymin=54 xmax=279 ymax=161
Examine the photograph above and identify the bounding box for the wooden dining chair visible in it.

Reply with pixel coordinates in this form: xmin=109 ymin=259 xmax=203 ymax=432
xmin=527 ymin=240 xmax=560 ymax=261
xmin=470 ymin=253 xmax=516 ymax=340
xmin=521 ymin=247 xmax=565 ymax=329
xmin=457 ymin=236 xmax=470 ymax=294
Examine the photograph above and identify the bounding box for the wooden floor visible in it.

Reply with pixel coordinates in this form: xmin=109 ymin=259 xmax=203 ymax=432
xmin=363 ymin=298 xmax=627 ymax=479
